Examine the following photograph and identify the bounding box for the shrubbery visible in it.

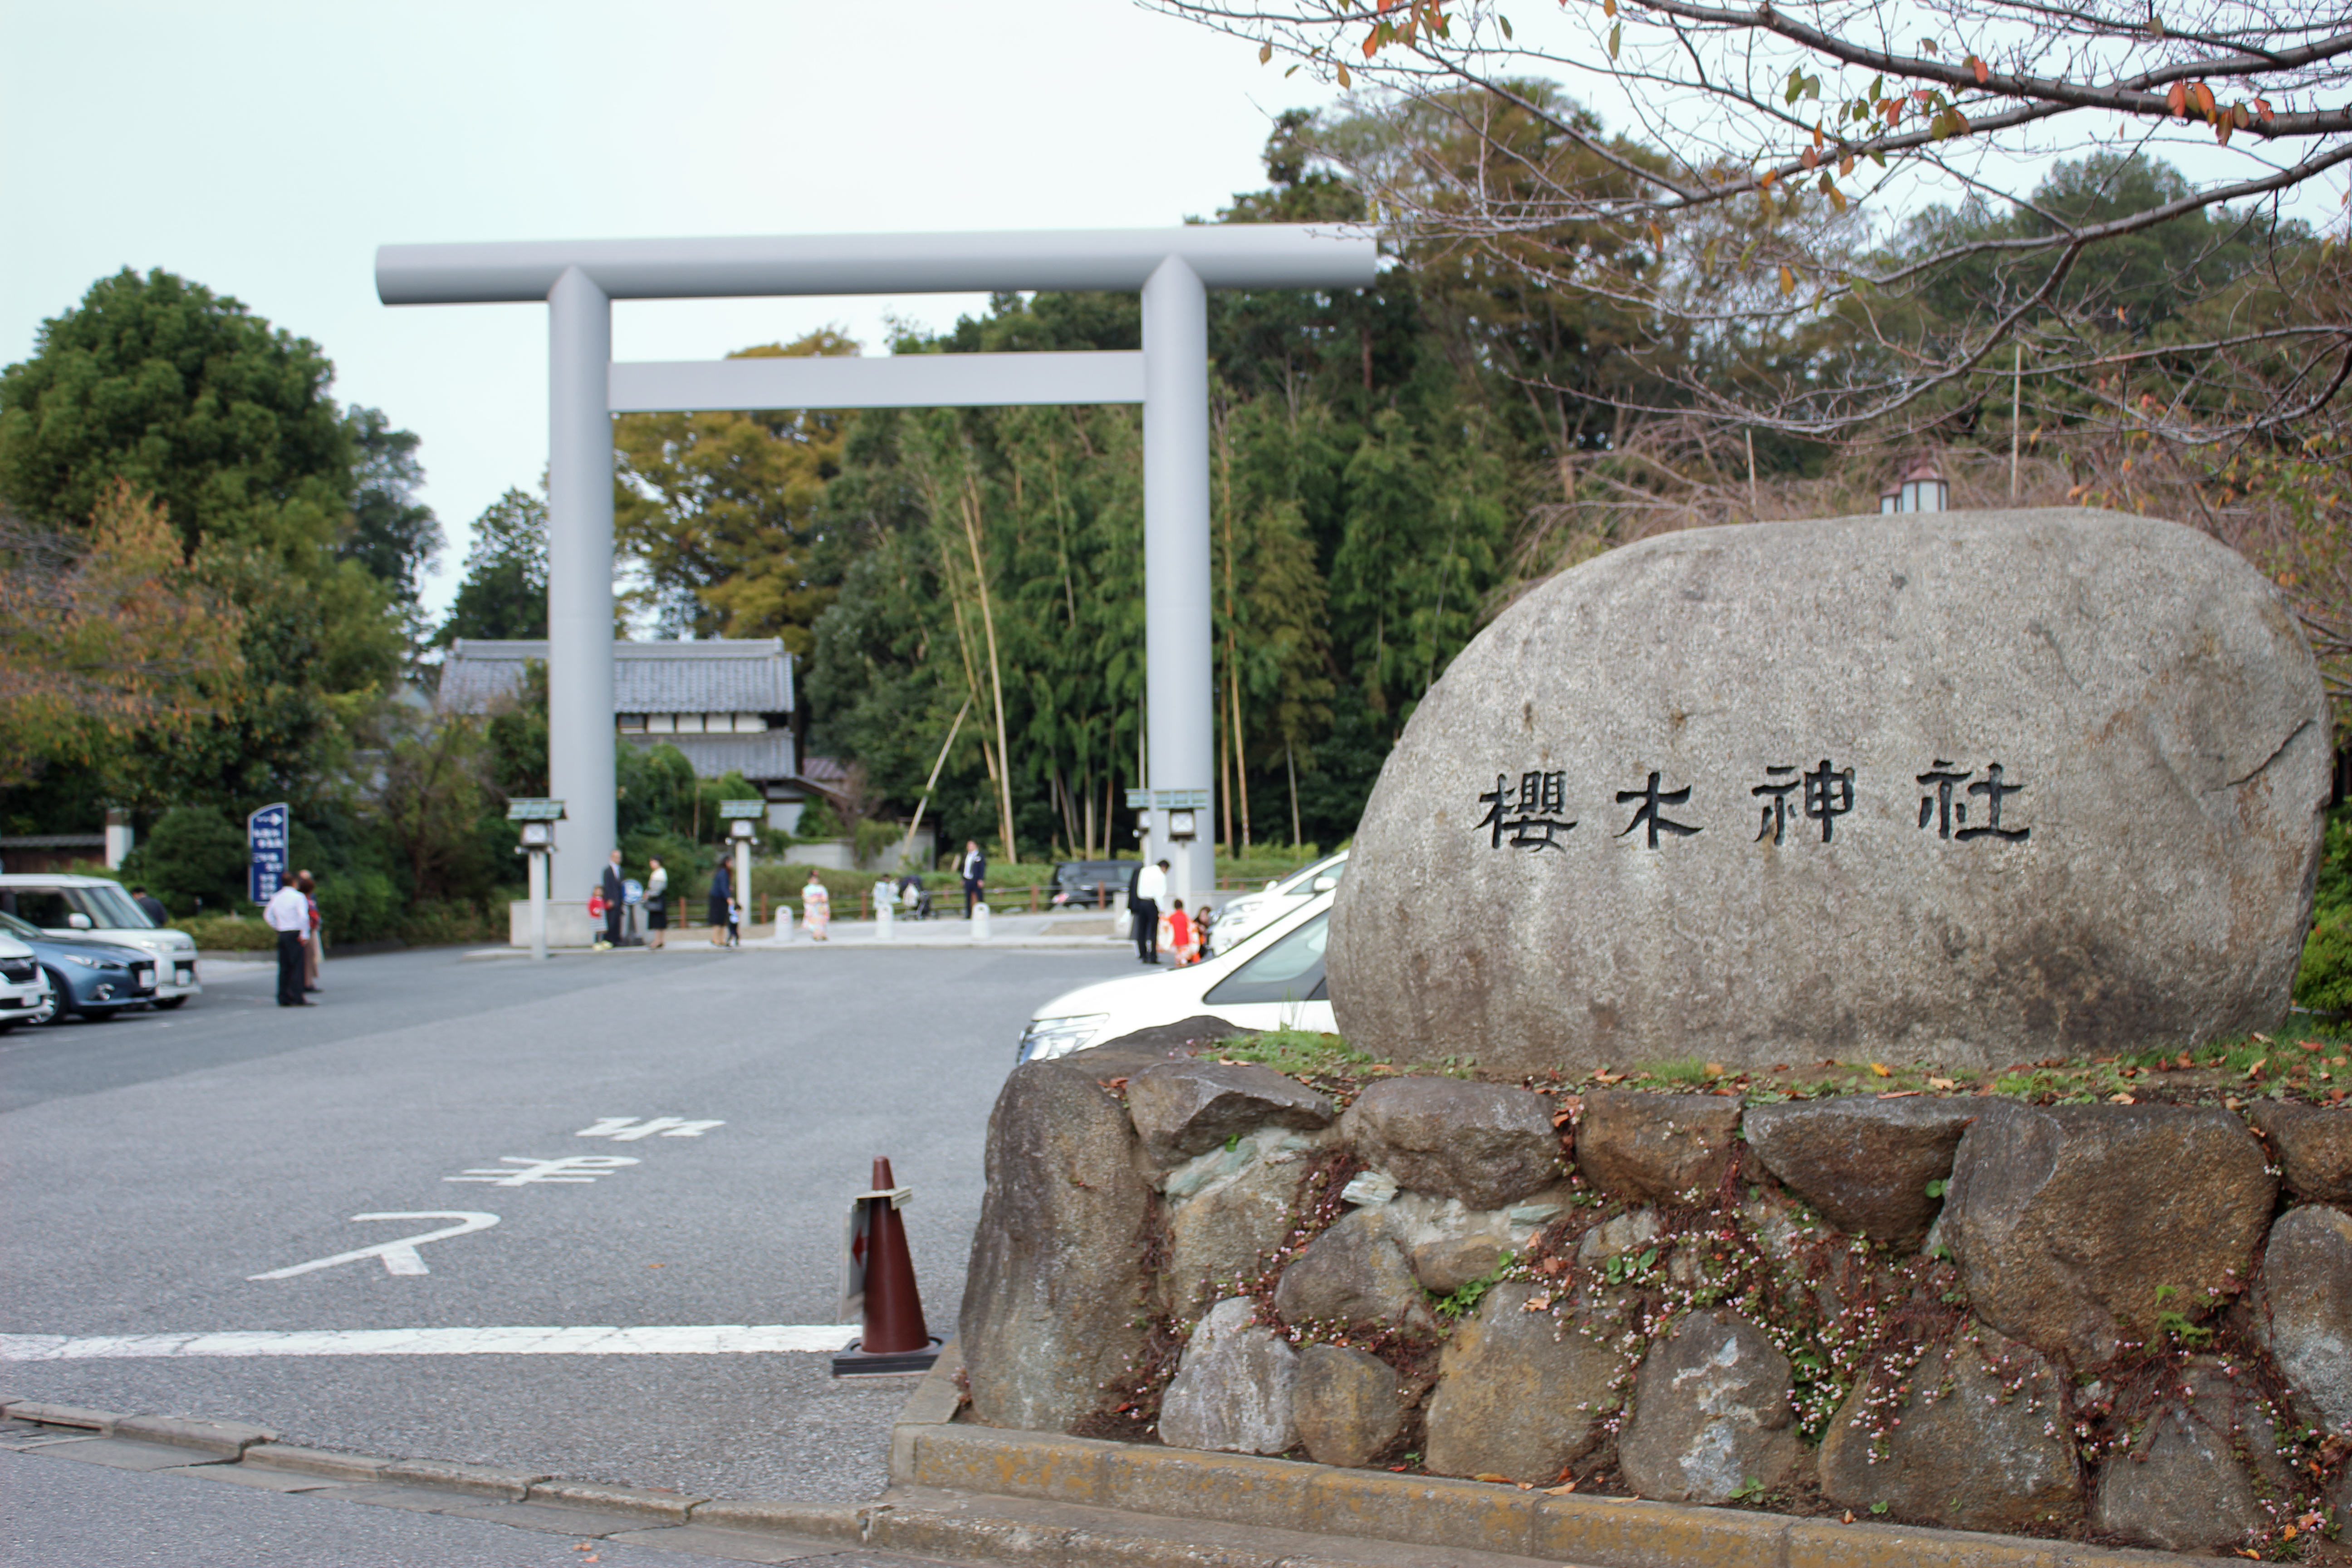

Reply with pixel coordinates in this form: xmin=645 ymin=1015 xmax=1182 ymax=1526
xmin=2295 ymin=805 xmax=2352 ymax=1014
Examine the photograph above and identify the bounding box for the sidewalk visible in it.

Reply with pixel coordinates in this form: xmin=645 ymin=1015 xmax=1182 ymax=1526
xmin=462 ymin=911 xmax=1132 ymax=960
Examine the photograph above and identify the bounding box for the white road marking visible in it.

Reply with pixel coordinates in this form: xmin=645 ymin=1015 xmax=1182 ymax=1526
xmin=443 ymin=1154 xmax=638 ymax=1186
xmin=0 ymin=1325 xmax=855 ymax=1360
xmin=575 ymin=1117 xmax=724 ymax=1140
xmin=247 ymin=1213 xmax=501 ymax=1281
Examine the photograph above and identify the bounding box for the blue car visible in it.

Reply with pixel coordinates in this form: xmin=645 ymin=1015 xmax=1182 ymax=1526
xmin=0 ymin=910 xmax=157 ymax=1023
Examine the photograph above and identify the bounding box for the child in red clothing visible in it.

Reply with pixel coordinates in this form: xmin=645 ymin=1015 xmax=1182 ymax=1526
xmin=1167 ymin=899 xmax=1198 ymax=965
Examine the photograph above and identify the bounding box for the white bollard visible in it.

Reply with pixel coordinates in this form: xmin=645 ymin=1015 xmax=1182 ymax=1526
xmin=876 ymin=892 xmax=895 ymax=941
xmin=774 ymin=905 xmax=794 ymax=945
xmin=972 ymin=902 xmax=992 ymax=941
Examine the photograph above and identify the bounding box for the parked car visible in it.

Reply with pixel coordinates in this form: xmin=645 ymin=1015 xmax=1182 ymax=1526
xmin=0 ymin=930 xmax=50 ymax=1033
xmin=0 ymin=910 xmax=158 ymax=1022
xmin=0 ymin=874 xmax=201 ymax=1008
xmin=1207 ymin=848 xmax=1348 ymax=952
xmin=1018 ymin=888 xmax=1336 ymax=1063
xmin=1049 ymin=858 xmax=1139 ymax=909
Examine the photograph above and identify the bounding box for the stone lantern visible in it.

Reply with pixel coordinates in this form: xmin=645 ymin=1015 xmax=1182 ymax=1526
xmin=1878 ymin=453 xmax=1950 ymax=514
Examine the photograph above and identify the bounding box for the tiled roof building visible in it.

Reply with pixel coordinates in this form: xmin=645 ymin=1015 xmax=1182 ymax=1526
xmin=440 ymin=638 xmax=819 ymax=829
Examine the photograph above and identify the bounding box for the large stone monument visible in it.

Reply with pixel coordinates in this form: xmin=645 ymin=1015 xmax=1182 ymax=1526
xmin=1328 ymin=509 xmax=2330 ymax=1075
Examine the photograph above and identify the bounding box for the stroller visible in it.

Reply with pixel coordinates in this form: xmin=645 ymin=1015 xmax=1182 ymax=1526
xmin=897 ymin=875 xmax=935 ymax=920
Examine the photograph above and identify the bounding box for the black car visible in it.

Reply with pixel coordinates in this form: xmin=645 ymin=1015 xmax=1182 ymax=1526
xmin=0 ymin=910 xmax=157 ymax=1022
xmin=1049 ymin=858 xmax=1138 ymax=908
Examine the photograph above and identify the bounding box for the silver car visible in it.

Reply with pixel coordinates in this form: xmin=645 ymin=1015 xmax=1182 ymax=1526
xmin=0 ymin=875 xmax=201 ymax=1009
xmin=1208 ymin=849 xmax=1348 ymax=952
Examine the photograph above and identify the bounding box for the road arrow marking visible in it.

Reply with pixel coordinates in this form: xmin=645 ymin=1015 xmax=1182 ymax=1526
xmin=246 ymin=1213 xmax=501 ymax=1280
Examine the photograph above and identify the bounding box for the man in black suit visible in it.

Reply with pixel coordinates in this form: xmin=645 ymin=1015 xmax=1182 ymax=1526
xmin=600 ymin=850 xmax=626 ymax=949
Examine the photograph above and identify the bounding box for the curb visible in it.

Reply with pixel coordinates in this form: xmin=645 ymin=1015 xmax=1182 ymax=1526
xmin=881 ymin=1348 xmax=2236 ymax=1568
xmin=1 ymin=1387 xmax=2239 ymax=1568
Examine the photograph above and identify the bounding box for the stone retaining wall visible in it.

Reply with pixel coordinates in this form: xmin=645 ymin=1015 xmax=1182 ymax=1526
xmin=961 ymin=1042 xmax=2352 ymax=1557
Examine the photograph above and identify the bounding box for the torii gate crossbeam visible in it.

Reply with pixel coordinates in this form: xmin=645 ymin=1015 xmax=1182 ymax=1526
xmin=377 ymin=226 xmax=1377 ymax=914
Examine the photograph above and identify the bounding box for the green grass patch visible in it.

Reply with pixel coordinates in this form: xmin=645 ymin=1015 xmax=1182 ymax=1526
xmin=1215 ymin=1027 xmax=1379 ymax=1078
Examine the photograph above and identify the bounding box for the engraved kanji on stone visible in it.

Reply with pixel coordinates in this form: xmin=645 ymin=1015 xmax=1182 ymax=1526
xmin=1475 ymin=770 xmax=1577 ymax=852
xmin=1958 ymin=763 xmax=2030 ymax=842
xmin=1917 ymin=760 xmax=2031 ymax=843
xmin=1753 ymin=766 xmax=1800 ymax=844
xmin=1803 ymin=760 xmax=1856 ymax=843
xmin=1616 ymin=771 xmax=1701 ymax=849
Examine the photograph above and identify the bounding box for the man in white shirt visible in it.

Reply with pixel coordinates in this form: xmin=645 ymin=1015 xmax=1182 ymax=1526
xmin=262 ymin=878 xmax=313 ymax=1007
xmin=1130 ymin=858 xmax=1169 ymax=965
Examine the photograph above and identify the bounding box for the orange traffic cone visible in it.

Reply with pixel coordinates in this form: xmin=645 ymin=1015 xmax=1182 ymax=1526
xmin=832 ymin=1156 xmax=942 ymax=1377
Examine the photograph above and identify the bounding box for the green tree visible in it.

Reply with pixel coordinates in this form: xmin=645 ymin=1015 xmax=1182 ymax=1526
xmin=115 ymin=804 xmax=250 ymax=915
xmin=0 ymin=269 xmax=355 ymax=561
xmin=613 ymin=332 xmax=855 ymax=647
xmin=438 ymin=488 xmax=548 ymax=643
xmin=341 ymin=405 xmax=442 ymax=613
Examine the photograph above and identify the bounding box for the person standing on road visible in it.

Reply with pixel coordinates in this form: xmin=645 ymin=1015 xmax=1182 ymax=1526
xmin=263 ymin=877 xmax=313 ymax=1007
xmin=1130 ymin=858 xmax=1168 ymax=965
xmin=706 ymin=859 xmax=732 ymax=948
xmin=802 ymin=869 xmax=831 ymax=941
xmin=601 ymin=850 xmax=627 ymax=950
xmin=299 ymin=870 xmax=323 ymax=993
xmin=960 ymin=840 xmax=987 ymax=917
xmin=130 ymin=886 xmax=168 ymax=927
xmin=644 ymin=857 xmax=668 ymax=950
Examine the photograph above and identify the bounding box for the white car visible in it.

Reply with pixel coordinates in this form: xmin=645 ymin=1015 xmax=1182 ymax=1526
xmin=0 ymin=875 xmax=201 ymax=1008
xmin=1209 ymin=848 xmax=1348 ymax=953
xmin=0 ymin=930 xmax=51 ymax=1032
xmin=1019 ymin=889 xmax=1336 ymax=1063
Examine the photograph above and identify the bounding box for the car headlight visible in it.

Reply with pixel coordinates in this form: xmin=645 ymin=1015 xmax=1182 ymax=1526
xmin=62 ymin=955 xmax=119 ymax=970
xmin=1018 ymin=1014 xmax=1110 ymax=1064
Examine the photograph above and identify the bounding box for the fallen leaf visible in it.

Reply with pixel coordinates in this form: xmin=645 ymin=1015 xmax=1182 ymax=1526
xmin=2253 ymin=1032 xmax=2273 ymax=1044
xmin=1879 ymin=1090 xmax=1922 ymax=1099
xmin=1703 ymin=1062 xmax=1727 ymax=1078
xmin=1842 ymin=1509 xmax=1856 ymax=1524
xmin=1473 ymin=1472 xmax=1512 ymax=1484
xmin=2298 ymin=1040 xmax=2324 ymax=1053
xmin=2109 ymin=1093 xmax=2136 ymax=1104
xmin=2244 ymin=1058 xmax=2267 ymax=1080
xmin=1544 ymin=1481 xmax=1578 ymax=1494
xmin=1869 ymin=1062 xmax=1892 ymax=1077
xmin=1928 ymin=1077 xmax=1957 ymax=1090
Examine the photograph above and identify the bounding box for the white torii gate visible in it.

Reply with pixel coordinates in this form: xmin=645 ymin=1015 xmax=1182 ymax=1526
xmin=377 ymin=227 xmax=1377 ymax=913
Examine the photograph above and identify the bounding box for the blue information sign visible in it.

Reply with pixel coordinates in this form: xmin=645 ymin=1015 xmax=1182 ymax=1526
xmin=247 ymin=803 xmax=290 ymax=904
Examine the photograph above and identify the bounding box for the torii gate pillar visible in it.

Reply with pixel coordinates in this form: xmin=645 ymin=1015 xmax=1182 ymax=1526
xmin=380 ymin=228 xmax=1377 ymax=911
xmin=1140 ymin=255 xmax=1211 ymax=908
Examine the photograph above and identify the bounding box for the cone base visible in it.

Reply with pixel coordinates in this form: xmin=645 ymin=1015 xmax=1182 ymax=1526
xmin=830 ymin=1335 xmax=943 ymax=1378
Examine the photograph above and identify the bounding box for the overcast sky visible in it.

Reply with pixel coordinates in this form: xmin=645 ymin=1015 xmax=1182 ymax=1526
xmin=0 ymin=0 xmax=1337 ymax=617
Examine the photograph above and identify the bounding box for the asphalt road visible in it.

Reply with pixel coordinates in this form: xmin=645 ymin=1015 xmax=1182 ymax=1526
xmin=0 ymin=939 xmax=1133 ymax=1505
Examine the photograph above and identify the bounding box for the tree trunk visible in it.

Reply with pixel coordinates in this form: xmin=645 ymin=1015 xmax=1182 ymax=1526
xmin=959 ymin=474 xmax=1019 ymax=864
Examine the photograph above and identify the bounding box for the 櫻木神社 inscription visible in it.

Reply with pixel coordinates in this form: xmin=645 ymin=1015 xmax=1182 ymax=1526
xmin=1479 ymin=759 xmax=2028 ymax=853
xmin=1329 ymin=510 xmax=2330 ymax=1075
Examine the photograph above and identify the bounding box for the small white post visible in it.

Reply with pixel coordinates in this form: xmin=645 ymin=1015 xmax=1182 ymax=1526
xmin=972 ymin=902 xmax=992 ymax=941
xmin=528 ymin=850 xmax=548 ymax=963
xmin=876 ymin=886 xmax=895 ymax=941
xmin=733 ymin=839 xmax=751 ymax=939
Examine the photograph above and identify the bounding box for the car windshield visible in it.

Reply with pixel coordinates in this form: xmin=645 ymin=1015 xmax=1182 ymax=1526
xmin=1204 ymin=911 xmax=1329 ymax=1005
xmin=1 ymin=889 xmax=75 ymax=927
xmin=1269 ymin=853 xmax=1347 ymax=898
xmin=0 ymin=910 xmax=39 ymax=939
xmin=70 ymin=885 xmax=153 ymax=928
